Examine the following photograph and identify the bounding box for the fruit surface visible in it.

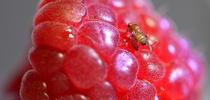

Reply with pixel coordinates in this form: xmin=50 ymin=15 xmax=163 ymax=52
xmin=6 ymin=0 xmax=206 ymax=100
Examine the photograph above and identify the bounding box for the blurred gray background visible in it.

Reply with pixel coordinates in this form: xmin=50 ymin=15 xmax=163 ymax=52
xmin=0 ymin=0 xmax=209 ymax=99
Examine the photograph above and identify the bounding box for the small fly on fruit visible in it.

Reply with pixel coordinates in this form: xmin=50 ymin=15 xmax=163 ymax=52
xmin=128 ymin=23 xmax=152 ymax=50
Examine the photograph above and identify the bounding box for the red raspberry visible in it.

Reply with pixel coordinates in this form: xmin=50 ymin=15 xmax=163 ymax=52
xmin=20 ymin=70 xmax=50 ymax=100
xmin=45 ymin=71 xmax=77 ymax=96
xmin=136 ymin=49 xmax=165 ymax=83
xmin=5 ymin=0 xmax=206 ymax=100
xmin=29 ymin=46 xmax=65 ymax=77
xmin=32 ymin=22 xmax=76 ymax=51
xmin=86 ymin=4 xmax=116 ymax=25
xmin=122 ymin=80 xmax=156 ymax=100
xmin=35 ymin=1 xmax=86 ymax=26
xmin=87 ymin=81 xmax=117 ymax=100
xmin=108 ymin=49 xmax=138 ymax=91
xmin=64 ymin=45 xmax=107 ymax=89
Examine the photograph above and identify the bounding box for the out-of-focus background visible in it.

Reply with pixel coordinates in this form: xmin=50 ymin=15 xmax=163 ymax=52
xmin=0 ymin=0 xmax=209 ymax=99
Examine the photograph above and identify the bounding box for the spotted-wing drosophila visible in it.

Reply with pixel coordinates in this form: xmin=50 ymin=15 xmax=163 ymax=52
xmin=128 ymin=23 xmax=152 ymax=50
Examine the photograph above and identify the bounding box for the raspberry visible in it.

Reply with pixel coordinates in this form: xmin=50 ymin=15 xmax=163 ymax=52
xmin=156 ymin=61 xmax=194 ymax=100
xmin=117 ymin=11 xmax=140 ymax=31
xmin=64 ymin=45 xmax=107 ymax=89
xmin=185 ymin=51 xmax=205 ymax=86
xmin=87 ymin=81 xmax=117 ymax=100
xmin=35 ymin=1 xmax=86 ymax=26
xmin=5 ymin=0 xmax=206 ymax=99
xmin=139 ymin=11 xmax=159 ymax=34
xmin=136 ymin=49 xmax=165 ymax=83
xmin=122 ymin=80 xmax=156 ymax=100
xmin=20 ymin=70 xmax=50 ymax=100
xmin=29 ymin=46 xmax=65 ymax=77
xmin=86 ymin=4 xmax=116 ymax=25
xmin=108 ymin=49 xmax=138 ymax=91
xmin=153 ymin=34 xmax=181 ymax=63
xmin=32 ymin=22 xmax=76 ymax=51
xmin=45 ymin=71 xmax=74 ymax=96
xmin=77 ymin=21 xmax=119 ymax=58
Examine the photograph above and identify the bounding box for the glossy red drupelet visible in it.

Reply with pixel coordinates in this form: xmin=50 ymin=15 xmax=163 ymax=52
xmin=64 ymin=45 xmax=107 ymax=89
xmin=108 ymin=49 xmax=138 ymax=92
xmin=122 ymin=80 xmax=156 ymax=100
xmin=29 ymin=46 xmax=65 ymax=77
xmin=20 ymin=70 xmax=50 ymax=100
xmin=6 ymin=0 xmax=205 ymax=100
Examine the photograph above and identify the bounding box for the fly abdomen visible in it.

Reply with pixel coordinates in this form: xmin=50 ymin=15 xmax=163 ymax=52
xmin=135 ymin=32 xmax=147 ymax=45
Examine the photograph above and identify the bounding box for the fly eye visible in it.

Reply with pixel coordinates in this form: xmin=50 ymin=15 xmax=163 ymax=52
xmin=128 ymin=23 xmax=132 ymax=28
